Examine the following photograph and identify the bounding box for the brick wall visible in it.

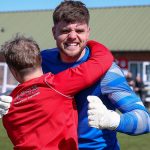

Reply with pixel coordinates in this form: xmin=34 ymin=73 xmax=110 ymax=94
xmin=112 ymin=51 xmax=150 ymax=61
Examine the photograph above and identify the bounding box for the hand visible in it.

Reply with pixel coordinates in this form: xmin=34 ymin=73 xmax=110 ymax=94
xmin=0 ymin=95 xmax=12 ymax=118
xmin=87 ymin=96 xmax=120 ymax=130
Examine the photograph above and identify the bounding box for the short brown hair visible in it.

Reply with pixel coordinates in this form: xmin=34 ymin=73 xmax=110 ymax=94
xmin=1 ymin=34 xmax=41 ymax=72
xmin=53 ymin=0 xmax=90 ymax=25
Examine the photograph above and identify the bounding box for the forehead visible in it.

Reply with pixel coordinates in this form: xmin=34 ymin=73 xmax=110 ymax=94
xmin=55 ymin=21 xmax=89 ymax=29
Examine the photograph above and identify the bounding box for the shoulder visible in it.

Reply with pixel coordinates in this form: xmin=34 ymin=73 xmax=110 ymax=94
xmin=101 ymin=63 xmax=136 ymax=97
xmin=41 ymin=48 xmax=60 ymax=64
xmin=101 ymin=62 xmax=127 ymax=86
xmin=105 ymin=62 xmax=125 ymax=78
xmin=41 ymin=48 xmax=59 ymax=58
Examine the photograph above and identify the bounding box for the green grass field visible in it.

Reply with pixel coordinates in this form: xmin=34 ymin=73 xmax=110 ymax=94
xmin=0 ymin=120 xmax=149 ymax=150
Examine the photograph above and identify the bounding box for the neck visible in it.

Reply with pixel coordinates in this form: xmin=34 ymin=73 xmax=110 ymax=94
xmin=19 ymin=68 xmax=43 ymax=83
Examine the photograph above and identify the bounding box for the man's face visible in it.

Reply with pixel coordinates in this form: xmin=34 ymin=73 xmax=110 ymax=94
xmin=52 ymin=21 xmax=90 ymax=62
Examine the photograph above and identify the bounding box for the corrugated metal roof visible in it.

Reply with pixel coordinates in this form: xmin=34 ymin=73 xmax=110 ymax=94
xmin=0 ymin=6 xmax=150 ymax=51
xmin=89 ymin=6 xmax=150 ymax=51
xmin=0 ymin=10 xmax=54 ymax=50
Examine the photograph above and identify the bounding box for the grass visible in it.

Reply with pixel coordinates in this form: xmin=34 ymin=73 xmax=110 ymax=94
xmin=0 ymin=120 xmax=13 ymax=149
xmin=0 ymin=120 xmax=149 ymax=150
xmin=118 ymin=133 xmax=150 ymax=150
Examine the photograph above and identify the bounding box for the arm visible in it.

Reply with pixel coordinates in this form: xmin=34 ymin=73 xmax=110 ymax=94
xmin=88 ymin=63 xmax=150 ymax=135
xmin=47 ymin=40 xmax=113 ymax=97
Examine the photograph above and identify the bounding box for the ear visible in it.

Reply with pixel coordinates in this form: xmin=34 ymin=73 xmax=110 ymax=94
xmin=52 ymin=26 xmax=57 ymax=40
xmin=87 ymin=26 xmax=90 ymax=37
xmin=88 ymin=26 xmax=90 ymax=32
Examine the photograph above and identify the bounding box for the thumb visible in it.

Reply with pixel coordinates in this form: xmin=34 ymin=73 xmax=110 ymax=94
xmin=87 ymin=95 xmax=103 ymax=104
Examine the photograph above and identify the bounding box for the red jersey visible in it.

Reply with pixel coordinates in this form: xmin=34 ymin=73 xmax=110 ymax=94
xmin=3 ymin=41 xmax=113 ymax=150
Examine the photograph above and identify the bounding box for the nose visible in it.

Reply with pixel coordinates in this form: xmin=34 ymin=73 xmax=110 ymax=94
xmin=68 ymin=31 xmax=77 ymax=39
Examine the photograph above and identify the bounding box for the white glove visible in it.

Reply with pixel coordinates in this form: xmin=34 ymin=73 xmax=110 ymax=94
xmin=87 ymin=96 xmax=120 ymax=130
xmin=0 ymin=95 xmax=12 ymax=118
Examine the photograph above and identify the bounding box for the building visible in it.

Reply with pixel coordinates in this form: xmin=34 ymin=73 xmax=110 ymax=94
xmin=0 ymin=6 xmax=150 ymax=94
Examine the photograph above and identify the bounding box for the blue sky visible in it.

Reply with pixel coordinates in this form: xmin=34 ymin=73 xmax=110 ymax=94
xmin=0 ymin=0 xmax=150 ymax=12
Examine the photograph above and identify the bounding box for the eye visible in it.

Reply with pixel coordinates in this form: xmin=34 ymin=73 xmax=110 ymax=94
xmin=61 ymin=29 xmax=70 ymax=34
xmin=76 ymin=29 xmax=84 ymax=34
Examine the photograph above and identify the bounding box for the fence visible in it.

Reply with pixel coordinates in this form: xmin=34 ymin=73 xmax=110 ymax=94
xmin=0 ymin=62 xmax=17 ymax=94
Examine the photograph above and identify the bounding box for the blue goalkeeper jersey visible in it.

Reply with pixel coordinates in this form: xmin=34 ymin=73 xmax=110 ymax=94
xmin=41 ymin=47 xmax=150 ymax=150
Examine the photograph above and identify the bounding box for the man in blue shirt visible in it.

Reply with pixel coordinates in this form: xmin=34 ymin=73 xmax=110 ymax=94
xmin=41 ymin=1 xmax=150 ymax=149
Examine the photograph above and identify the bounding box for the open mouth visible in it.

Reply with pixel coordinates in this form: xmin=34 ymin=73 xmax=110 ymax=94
xmin=65 ymin=42 xmax=78 ymax=46
xmin=64 ymin=42 xmax=79 ymax=50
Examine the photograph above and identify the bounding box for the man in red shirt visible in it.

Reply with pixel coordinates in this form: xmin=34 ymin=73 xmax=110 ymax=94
xmin=1 ymin=34 xmax=113 ymax=150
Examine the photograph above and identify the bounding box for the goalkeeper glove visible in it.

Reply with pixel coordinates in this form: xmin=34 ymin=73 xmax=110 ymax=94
xmin=0 ymin=95 xmax=12 ymax=118
xmin=87 ymin=95 xmax=120 ymax=130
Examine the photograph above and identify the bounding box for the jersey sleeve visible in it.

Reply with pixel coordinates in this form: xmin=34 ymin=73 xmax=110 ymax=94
xmin=47 ymin=40 xmax=113 ymax=97
xmin=101 ymin=63 xmax=150 ymax=135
